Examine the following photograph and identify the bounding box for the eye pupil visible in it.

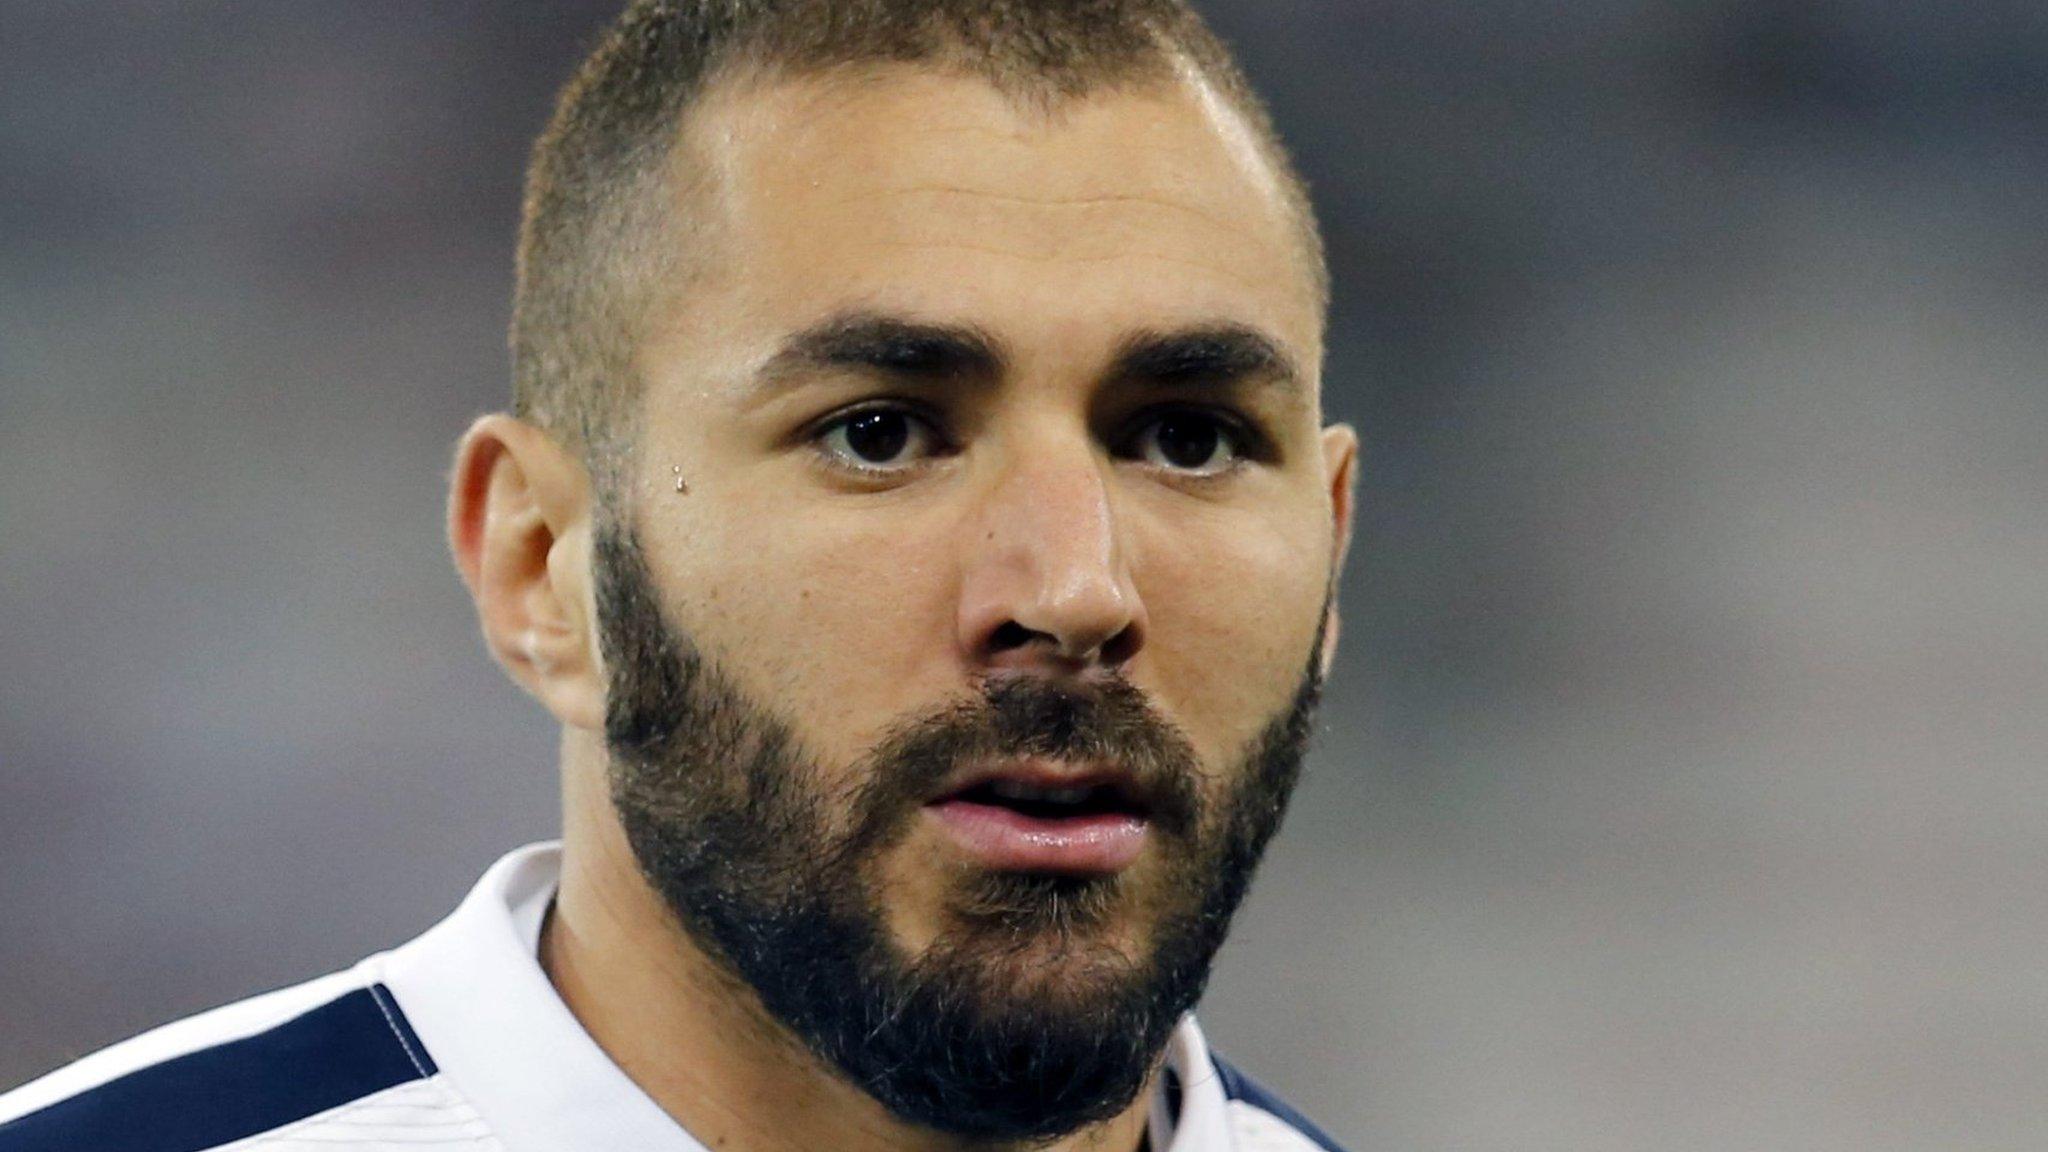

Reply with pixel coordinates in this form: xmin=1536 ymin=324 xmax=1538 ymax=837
xmin=844 ymin=411 xmax=910 ymax=462
xmin=1156 ymin=414 xmax=1220 ymax=469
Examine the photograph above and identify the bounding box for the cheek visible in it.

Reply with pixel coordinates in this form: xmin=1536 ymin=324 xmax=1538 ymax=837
xmin=651 ymin=493 xmax=961 ymax=761
xmin=1131 ymin=501 xmax=1329 ymax=763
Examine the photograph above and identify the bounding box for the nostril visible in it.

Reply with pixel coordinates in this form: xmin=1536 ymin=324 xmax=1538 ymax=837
xmin=981 ymin=620 xmax=1143 ymax=667
xmin=985 ymin=620 xmax=1143 ymax=666
xmin=1098 ymin=624 xmax=1142 ymax=666
xmin=989 ymin=621 xmax=1040 ymax=654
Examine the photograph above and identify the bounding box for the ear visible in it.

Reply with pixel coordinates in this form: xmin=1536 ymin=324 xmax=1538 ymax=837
xmin=1317 ymin=422 xmax=1359 ymax=680
xmin=448 ymin=414 xmax=606 ymax=731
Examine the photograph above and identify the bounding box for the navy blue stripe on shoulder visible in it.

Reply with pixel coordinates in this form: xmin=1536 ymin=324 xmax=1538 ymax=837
xmin=1211 ymin=1052 xmax=1349 ymax=1152
xmin=0 ymin=983 xmax=436 ymax=1152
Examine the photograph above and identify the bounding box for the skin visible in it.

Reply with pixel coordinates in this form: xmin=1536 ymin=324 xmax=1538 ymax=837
xmin=448 ymin=63 xmax=1355 ymax=1152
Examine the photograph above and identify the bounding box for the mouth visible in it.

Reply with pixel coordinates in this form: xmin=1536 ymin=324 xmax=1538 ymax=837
xmin=923 ymin=761 xmax=1153 ymax=875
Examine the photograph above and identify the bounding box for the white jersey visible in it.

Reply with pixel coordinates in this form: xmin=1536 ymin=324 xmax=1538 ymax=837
xmin=0 ymin=843 xmax=1345 ymax=1152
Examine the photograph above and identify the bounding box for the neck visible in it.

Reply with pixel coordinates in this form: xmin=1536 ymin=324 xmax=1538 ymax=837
xmin=542 ymin=743 xmax=1159 ymax=1152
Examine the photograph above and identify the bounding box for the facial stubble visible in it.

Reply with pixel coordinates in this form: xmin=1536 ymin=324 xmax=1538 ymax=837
xmin=593 ymin=515 xmax=1326 ymax=1143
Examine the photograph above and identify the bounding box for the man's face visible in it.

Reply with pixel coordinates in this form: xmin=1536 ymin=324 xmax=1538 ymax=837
xmin=598 ymin=65 xmax=1348 ymax=1139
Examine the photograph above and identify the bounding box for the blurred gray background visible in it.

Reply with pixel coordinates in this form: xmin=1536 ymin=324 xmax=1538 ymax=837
xmin=4 ymin=3 xmax=2046 ymax=1149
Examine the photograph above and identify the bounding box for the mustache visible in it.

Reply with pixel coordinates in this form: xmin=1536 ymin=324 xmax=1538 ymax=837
xmin=848 ymin=674 xmax=1206 ymax=841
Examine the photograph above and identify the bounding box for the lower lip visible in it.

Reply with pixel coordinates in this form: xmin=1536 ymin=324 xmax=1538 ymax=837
xmin=925 ymin=799 xmax=1149 ymax=873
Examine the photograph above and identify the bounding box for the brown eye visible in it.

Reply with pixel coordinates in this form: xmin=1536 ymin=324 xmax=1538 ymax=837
xmin=845 ymin=411 xmax=909 ymax=462
xmin=1134 ymin=411 xmax=1239 ymax=475
xmin=817 ymin=407 xmax=939 ymax=471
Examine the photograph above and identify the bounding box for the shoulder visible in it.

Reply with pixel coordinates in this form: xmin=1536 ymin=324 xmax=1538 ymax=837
xmin=0 ymin=967 xmax=484 ymax=1152
xmin=1210 ymin=1052 xmax=1351 ymax=1152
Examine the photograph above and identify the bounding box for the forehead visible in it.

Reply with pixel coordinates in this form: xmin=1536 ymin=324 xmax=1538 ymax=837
xmin=660 ymin=64 xmax=1323 ymax=384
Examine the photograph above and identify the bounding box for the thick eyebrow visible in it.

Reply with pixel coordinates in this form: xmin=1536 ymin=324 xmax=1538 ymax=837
xmin=1105 ymin=323 xmax=1304 ymax=400
xmin=743 ymin=311 xmax=1302 ymax=405
xmin=749 ymin=312 xmax=1006 ymax=400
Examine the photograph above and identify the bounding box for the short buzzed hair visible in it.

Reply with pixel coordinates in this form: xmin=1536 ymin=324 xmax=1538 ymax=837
xmin=511 ymin=0 xmax=1324 ymax=483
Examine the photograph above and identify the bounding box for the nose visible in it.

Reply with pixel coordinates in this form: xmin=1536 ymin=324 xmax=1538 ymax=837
xmin=956 ymin=433 xmax=1147 ymax=675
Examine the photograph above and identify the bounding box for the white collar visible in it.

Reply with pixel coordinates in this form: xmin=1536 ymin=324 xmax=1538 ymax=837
xmin=378 ymin=842 xmax=1233 ymax=1152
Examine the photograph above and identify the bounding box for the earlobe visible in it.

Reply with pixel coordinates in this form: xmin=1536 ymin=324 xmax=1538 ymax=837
xmin=448 ymin=415 xmax=606 ymax=731
xmin=1320 ymin=422 xmax=1358 ymax=576
xmin=1318 ymin=606 xmax=1342 ymax=680
xmin=1318 ymin=423 xmax=1359 ymax=680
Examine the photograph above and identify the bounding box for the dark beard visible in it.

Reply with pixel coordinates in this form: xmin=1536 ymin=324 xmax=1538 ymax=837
xmin=593 ymin=515 xmax=1325 ymax=1143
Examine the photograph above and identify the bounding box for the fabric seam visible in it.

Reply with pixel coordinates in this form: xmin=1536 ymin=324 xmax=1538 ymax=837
xmin=367 ymin=984 xmax=432 ymax=1081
